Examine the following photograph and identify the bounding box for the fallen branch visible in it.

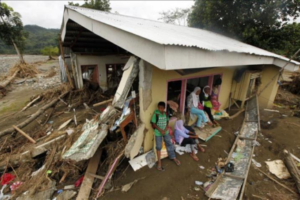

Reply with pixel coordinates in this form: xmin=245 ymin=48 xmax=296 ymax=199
xmin=21 ymin=95 xmax=41 ymax=112
xmin=93 ymin=99 xmax=113 ymax=107
xmin=0 ymin=69 xmax=19 ymax=89
xmin=254 ymin=166 xmax=298 ymax=195
xmin=0 ymin=90 xmax=70 ymax=137
xmin=13 ymin=125 xmax=36 ymax=144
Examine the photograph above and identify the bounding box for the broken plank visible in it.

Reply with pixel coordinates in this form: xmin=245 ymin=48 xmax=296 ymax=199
xmin=76 ymin=148 xmax=103 ymax=200
xmin=87 ymin=173 xmax=104 ymax=180
xmin=284 ymin=152 xmax=300 ymax=193
xmin=93 ymin=99 xmax=113 ymax=107
xmin=21 ymin=95 xmax=41 ymax=112
xmin=13 ymin=125 xmax=36 ymax=144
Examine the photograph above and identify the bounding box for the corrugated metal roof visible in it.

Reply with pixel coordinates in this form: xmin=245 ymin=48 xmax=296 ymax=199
xmin=66 ymin=6 xmax=299 ymax=65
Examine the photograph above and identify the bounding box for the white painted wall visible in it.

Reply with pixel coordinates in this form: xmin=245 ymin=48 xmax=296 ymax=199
xmin=76 ymin=55 xmax=128 ymax=90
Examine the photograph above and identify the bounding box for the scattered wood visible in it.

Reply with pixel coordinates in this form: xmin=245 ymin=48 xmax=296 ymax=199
xmin=43 ymin=106 xmax=56 ymax=125
xmin=76 ymin=148 xmax=103 ymax=200
xmin=0 ymin=69 xmax=19 ymax=89
xmin=284 ymin=151 xmax=300 ymax=193
xmin=0 ymin=90 xmax=70 ymax=137
xmin=254 ymin=166 xmax=298 ymax=195
xmin=21 ymin=96 xmax=41 ymax=112
xmin=0 ymin=134 xmax=66 ymax=170
xmin=13 ymin=125 xmax=36 ymax=144
xmin=93 ymin=99 xmax=113 ymax=107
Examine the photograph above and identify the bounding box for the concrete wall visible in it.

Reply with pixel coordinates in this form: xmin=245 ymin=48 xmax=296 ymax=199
xmin=258 ymin=65 xmax=280 ymax=108
xmin=140 ymin=65 xmax=235 ymax=152
xmin=76 ymin=55 xmax=128 ymax=89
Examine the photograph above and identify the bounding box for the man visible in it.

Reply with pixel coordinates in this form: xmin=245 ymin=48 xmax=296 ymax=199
xmin=151 ymin=101 xmax=180 ymax=171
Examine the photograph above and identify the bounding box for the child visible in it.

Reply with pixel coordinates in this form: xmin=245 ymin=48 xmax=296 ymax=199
xmin=151 ymin=102 xmax=180 ymax=171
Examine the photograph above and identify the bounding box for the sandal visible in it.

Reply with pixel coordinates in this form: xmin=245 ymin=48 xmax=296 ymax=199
xmin=190 ymin=154 xmax=199 ymax=161
xmin=173 ymin=159 xmax=181 ymax=166
xmin=157 ymin=166 xmax=165 ymax=171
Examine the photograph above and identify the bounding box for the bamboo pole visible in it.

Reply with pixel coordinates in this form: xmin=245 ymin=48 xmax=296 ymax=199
xmin=13 ymin=125 xmax=36 ymax=144
xmin=93 ymin=99 xmax=113 ymax=107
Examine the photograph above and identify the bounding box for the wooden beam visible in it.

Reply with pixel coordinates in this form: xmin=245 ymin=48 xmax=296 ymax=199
xmin=59 ymin=36 xmax=74 ymax=89
xmin=76 ymin=148 xmax=103 ymax=200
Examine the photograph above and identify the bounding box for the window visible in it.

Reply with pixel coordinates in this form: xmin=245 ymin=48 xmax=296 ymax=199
xmin=167 ymin=73 xmax=222 ymax=114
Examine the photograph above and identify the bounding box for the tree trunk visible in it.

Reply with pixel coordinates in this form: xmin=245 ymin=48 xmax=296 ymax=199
xmin=12 ymin=40 xmax=25 ymax=64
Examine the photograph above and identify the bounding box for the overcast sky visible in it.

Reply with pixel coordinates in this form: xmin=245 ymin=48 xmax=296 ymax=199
xmin=3 ymin=0 xmax=194 ymax=29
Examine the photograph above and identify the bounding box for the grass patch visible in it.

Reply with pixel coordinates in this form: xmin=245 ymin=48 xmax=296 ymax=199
xmin=0 ymin=100 xmax=27 ymax=114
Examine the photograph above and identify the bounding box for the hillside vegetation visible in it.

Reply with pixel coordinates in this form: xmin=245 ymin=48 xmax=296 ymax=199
xmin=0 ymin=25 xmax=59 ymax=55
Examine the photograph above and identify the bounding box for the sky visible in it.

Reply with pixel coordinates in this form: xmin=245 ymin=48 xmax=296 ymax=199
xmin=3 ymin=0 xmax=194 ymax=29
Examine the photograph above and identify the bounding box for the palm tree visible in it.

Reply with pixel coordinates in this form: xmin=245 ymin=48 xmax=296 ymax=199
xmin=0 ymin=2 xmax=26 ymax=64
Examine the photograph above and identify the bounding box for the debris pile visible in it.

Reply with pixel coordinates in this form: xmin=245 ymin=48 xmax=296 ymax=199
xmin=0 ymin=56 xmax=142 ymax=199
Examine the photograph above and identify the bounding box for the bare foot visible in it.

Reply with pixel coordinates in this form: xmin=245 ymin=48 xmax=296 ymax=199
xmin=173 ymin=158 xmax=181 ymax=166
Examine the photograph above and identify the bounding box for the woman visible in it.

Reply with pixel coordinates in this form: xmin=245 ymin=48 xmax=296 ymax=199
xmin=174 ymin=120 xmax=204 ymax=161
xmin=212 ymin=78 xmax=222 ymax=112
xmin=187 ymin=87 xmax=211 ymax=128
xmin=200 ymin=86 xmax=219 ymax=126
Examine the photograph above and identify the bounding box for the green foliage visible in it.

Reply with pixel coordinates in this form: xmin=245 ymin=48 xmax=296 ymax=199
xmin=41 ymin=46 xmax=59 ymax=57
xmin=0 ymin=25 xmax=59 ymax=54
xmin=159 ymin=8 xmax=190 ymax=26
xmin=188 ymin=0 xmax=300 ymax=59
xmin=0 ymin=2 xmax=28 ymax=53
xmin=68 ymin=0 xmax=111 ymax=11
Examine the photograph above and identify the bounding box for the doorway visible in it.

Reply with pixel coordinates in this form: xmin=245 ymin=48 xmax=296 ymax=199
xmin=81 ymin=65 xmax=99 ymax=84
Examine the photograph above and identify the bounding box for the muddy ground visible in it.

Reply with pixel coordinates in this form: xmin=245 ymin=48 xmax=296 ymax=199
xmin=0 ymin=55 xmax=299 ymax=200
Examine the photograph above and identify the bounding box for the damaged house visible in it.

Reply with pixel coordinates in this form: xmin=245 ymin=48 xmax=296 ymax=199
xmin=60 ymin=5 xmax=299 ymax=157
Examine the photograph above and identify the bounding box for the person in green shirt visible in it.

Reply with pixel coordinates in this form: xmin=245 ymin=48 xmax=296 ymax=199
xmin=151 ymin=102 xmax=180 ymax=171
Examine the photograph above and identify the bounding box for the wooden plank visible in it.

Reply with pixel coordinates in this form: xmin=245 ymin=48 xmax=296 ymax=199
xmin=76 ymin=147 xmax=102 ymax=200
xmin=93 ymin=99 xmax=113 ymax=107
xmin=87 ymin=173 xmax=104 ymax=180
xmin=13 ymin=125 xmax=36 ymax=144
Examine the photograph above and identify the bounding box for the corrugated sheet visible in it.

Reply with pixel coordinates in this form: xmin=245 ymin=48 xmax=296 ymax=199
xmin=66 ymin=6 xmax=299 ymax=65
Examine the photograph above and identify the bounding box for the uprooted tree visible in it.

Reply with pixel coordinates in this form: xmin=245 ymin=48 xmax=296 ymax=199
xmin=0 ymin=2 xmax=28 ymax=64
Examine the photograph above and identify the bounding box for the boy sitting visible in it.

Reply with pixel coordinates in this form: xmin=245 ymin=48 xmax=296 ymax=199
xmin=151 ymin=101 xmax=180 ymax=171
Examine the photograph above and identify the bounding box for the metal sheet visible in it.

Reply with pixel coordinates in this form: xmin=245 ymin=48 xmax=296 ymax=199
xmin=65 ymin=6 xmax=299 ymax=66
